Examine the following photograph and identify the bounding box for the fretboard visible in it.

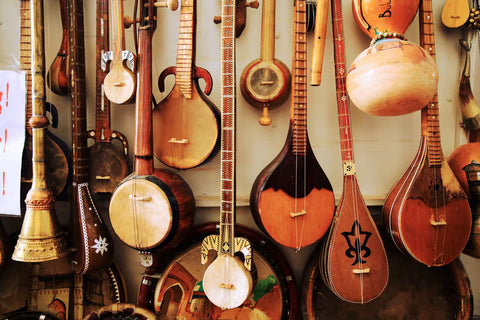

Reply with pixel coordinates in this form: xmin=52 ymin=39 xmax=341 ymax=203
xmin=111 ymin=0 xmax=126 ymax=63
xmin=419 ymin=0 xmax=442 ymax=166
xmin=219 ymin=0 xmax=236 ymax=255
xmin=19 ymin=0 xmax=32 ymax=130
xmin=69 ymin=0 xmax=89 ymax=183
xmin=175 ymin=0 xmax=195 ymax=98
xmin=291 ymin=0 xmax=307 ymax=156
xmin=95 ymin=0 xmax=111 ymax=134
xmin=331 ymin=0 xmax=354 ymax=165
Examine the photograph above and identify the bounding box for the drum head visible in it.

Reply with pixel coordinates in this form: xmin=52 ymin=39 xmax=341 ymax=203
xmin=302 ymin=233 xmax=473 ymax=320
xmin=149 ymin=223 xmax=298 ymax=319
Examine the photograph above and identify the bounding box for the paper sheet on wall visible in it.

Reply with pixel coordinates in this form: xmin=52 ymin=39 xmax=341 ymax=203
xmin=0 ymin=70 xmax=25 ymax=216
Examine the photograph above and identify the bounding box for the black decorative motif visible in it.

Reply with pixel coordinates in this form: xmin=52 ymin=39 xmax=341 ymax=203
xmin=341 ymin=220 xmax=372 ymax=265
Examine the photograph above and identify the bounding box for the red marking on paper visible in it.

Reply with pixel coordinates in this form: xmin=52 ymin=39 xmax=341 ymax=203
xmin=6 ymin=83 xmax=9 ymax=108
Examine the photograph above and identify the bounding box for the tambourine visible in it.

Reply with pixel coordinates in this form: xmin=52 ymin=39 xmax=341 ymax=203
xmin=138 ymin=223 xmax=299 ymax=319
xmin=301 ymin=230 xmax=473 ymax=319
xmin=346 ymin=0 xmax=438 ymax=116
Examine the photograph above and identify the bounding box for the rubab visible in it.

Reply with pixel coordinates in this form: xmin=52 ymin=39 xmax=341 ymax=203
xmin=12 ymin=0 xmax=68 ymax=262
xmin=240 ymin=0 xmax=291 ymax=125
xmin=20 ymin=0 xmax=70 ymax=199
xmin=102 ymin=0 xmax=136 ymax=105
xmin=319 ymin=0 xmax=388 ymax=303
xmin=383 ymin=0 xmax=472 ymax=267
xmin=250 ymin=0 xmax=335 ymax=250
xmin=88 ymin=0 xmax=129 ymax=194
xmin=153 ymin=0 xmax=221 ymax=170
xmin=441 ymin=0 xmax=470 ymax=28
xmin=109 ymin=0 xmax=195 ymax=265
xmin=200 ymin=0 xmax=253 ymax=309
xmin=47 ymin=0 xmax=69 ymax=96
xmin=68 ymin=0 xmax=114 ymax=273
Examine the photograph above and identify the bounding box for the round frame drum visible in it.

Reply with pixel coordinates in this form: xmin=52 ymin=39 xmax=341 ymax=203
xmin=302 ymin=233 xmax=473 ymax=319
xmin=146 ymin=223 xmax=299 ymax=319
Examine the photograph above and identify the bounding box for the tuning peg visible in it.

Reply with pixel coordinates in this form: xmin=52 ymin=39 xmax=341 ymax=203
xmin=246 ymin=0 xmax=259 ymax=9
xmin=154 ymin=0 xmax=178 ymax=10
xmin=213 ymin=16 xmax=222 ymax=24
xmin=123 ymin=16 xmax=140 ymax=28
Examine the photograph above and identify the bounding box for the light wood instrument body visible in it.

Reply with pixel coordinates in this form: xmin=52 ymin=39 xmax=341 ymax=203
xmin=109 ymin=0 xmax=195 ymax=253
xmin=347 ymin=0 xmax=438 ymax=116
xmin=68 ymin=0 xmax=113 ymax=274
xmin=383 ymin=0 xmax=471 ymax=267
xmin=200 ymin=0 xmax=253 ymax=310
xmin=240 ymin=0 xmax=291 ymax=125
xmin=320 ymin=0 xmax=387 ymax=304
xmin=153 ymin=0 xmax=220 ymax=169
xmin=441 ymin=0 xmax=469 ymax=28
xmin=47 ymin=0 xmax=69 ymax=96
xmin=103 ymin=0 xmax=136 ymax=105
xmin=20 ymin=0 xmax=70 ymax=198
xmin=352 ymin=0 xmax=419 ymax=38
xmin=88 ymin=0 xmax=129 ymax=194
xmin=250 ymin=0 xmax=334 ymax=250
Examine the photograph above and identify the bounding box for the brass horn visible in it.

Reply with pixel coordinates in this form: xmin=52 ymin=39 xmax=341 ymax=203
xmin=12 ymin=0 xmax=68 ymax=262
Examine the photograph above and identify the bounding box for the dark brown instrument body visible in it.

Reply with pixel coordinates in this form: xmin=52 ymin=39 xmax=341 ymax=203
xmin=87 ymin=0 xmax=129 ymax=194
xmin=68 ymin=0 xmax=113 ymax=274
xmin=47 ymin=0 xmax=69 ymax=96
xmin=20 ymin=0 xmax=70 ymax=198
xmin=250 ymin=0 xmax=334 ymax=250
xmin=383 ymin=0 xmax=471 ymax=267
xmin=153 ymin=0 xmax=220 ymax=170
xmin=109 ymin=0 xmax=195 ymax=253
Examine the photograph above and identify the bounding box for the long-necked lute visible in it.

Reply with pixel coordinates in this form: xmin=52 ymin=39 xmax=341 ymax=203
xmin=87 ymin=0 xmax=129 ymax=194
xmin=250 ymin=0 xmax=335 ymax=250
xmin=200 ymin=0 xmax=253 ymax=310
xmin=320 ymin=0 xmax=388 ymax=304
xmin=240 ymin=0 xmax=291 ymax=126
xmin=109 ymin=0 xmax=195 ymax=261
xmin=20 ymin=0 xmax=71 ymax=199
xmin=153 ymin=0 xmax=221 ymax=170
xmin=47 ymin=0 xmax=69 ymax=96
xmin=383 ymin=0 xmax=471 ymax=267
xmin=68 ymin=0 xmax=113 ymax=273
xmin=102 ymin=0 xmax=136 ymax=105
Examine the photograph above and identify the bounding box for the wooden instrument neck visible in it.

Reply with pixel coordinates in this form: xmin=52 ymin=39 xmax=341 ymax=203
xmin=331 ymin=0 xmax=355 ymax=165
xmin=290 ymin=0 xmax=307 ymax=156
xmin=69 ymin=0 xmax=89 ymax=184
xmin=95 ymin=0 xmax=112 ymax=134
xmin=259 ymin=0 xmax=275 ymax=62
xmin=134 ymin=2 xmax=156 ymax=175
xmin=111 ymin=0 xmax=127 ymax=62
xmin=219 ymin=0 xmax=237 ymax=255
xmin=20 ymin=0 xmax=33 ymax=131
xmin=419 ymin=0 xmax=443 ymax=165
xmin=175 ymin=0 xmax=196 ymax=98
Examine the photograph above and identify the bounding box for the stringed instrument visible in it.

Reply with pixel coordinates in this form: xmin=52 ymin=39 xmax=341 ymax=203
xmin=382 ymin=0 xmax=472 ymax=267
xmin=200 ymin=0 xmax=253 ymax=309
xmin=250 ymin=0 xmax=335 ymax=250
xmin=441 ymin=0 xmax=470 ymax=28
xmin=240 ymin=0 xmax=291 ymax=126
xmin=346 ymin=0 xmax=438 ymax=116
xmin=212 ymin=0 xmax=259 ymax=38
xmin=152 ymin=0 xmax=221 ymax=170
xmin=320 ymin=0 xmax=388 ymax=304
xmin=47 ymin=0 xmax=69 ymax=96
xmin=103 ymin=0 xmax=136 ymax=105
xmin=109 ymin=0 xmax=195 ymax=257
xmin=20 ymin=0 xmax=70 ymax=199
xmin=68 ymin=0 xmax=114 ymax=274
xmin=87 ymin=0 xmax=129 ymax=194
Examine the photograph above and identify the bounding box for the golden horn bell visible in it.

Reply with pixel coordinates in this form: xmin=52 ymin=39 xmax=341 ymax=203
xmin=12 ymin=188 xmax=68 ymax=262
xmin=459 ymin=34 xmax=480 ymax=132
xmin=12 ymin=0 xmax=68 ymax=262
